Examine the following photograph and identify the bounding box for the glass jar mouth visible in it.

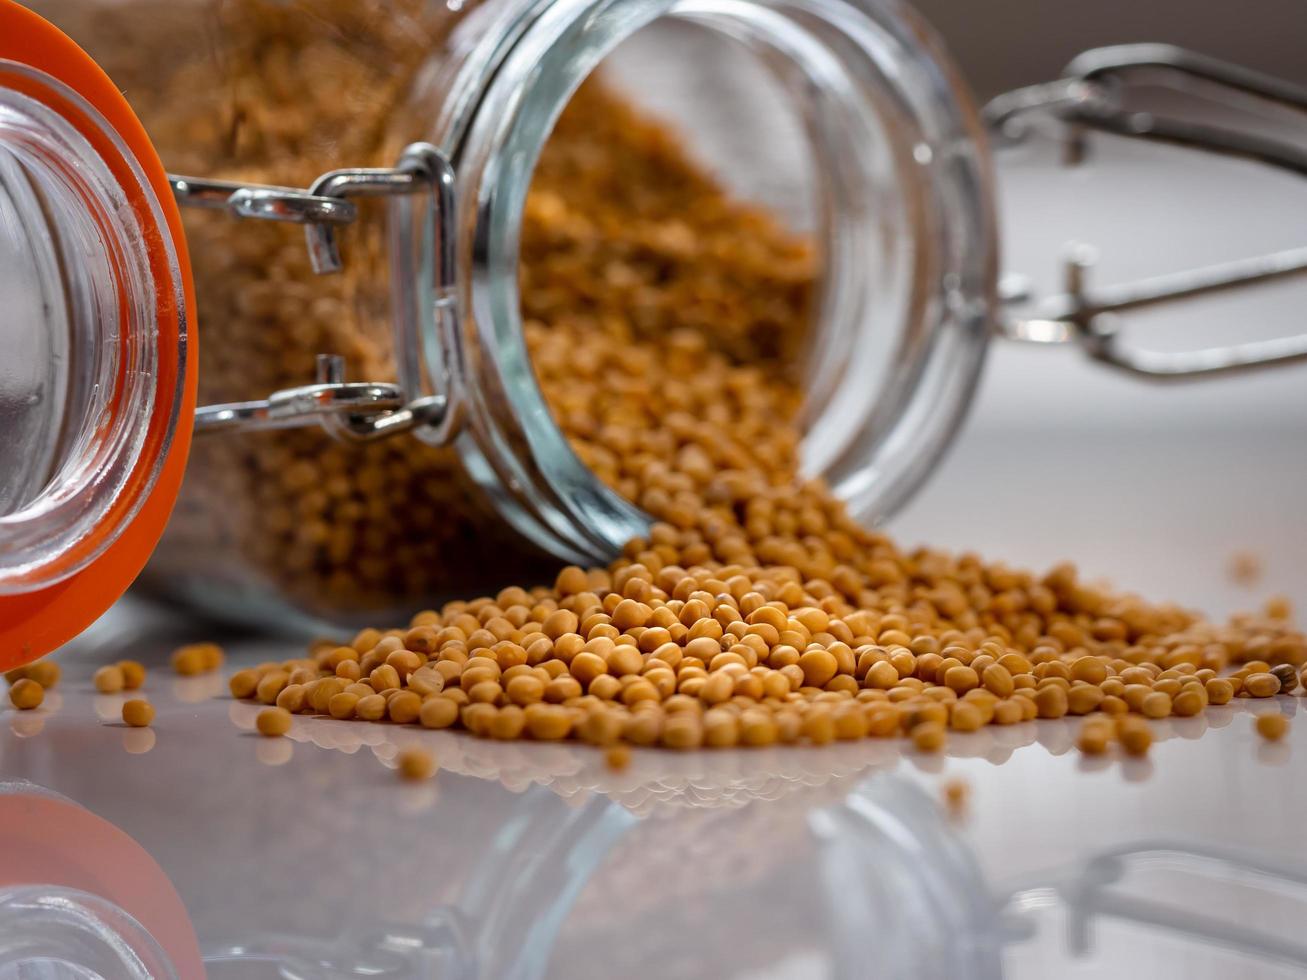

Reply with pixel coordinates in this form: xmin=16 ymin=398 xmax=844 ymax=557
xmin=419 ymin=0 xmax=995 ymax=561
xmin=0 ymin=62 xmax=186 ymax=593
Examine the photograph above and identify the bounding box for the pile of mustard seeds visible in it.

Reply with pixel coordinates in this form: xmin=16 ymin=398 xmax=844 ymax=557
xmin=229 ymin=568 xmax=1305 ymax=751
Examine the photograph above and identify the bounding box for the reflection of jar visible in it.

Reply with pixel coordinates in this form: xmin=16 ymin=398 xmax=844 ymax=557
xmin=2 ymin=0 xmax=1303 ymax=663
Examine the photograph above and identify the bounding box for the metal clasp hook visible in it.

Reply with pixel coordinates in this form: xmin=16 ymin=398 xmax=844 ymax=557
xmin=175 ymin=143 xmax=464 ymax=442
xmin=988 ymin=45 xmax=1307 ymax=378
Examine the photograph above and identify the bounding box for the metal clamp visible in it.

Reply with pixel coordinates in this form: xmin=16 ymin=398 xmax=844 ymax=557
xmin=180 ymin=143 xmax=464 ymax=443
xmin=988 ymin=45 xmax=1307 ymax=378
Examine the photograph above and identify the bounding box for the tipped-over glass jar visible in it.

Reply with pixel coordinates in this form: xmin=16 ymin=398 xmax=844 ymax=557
xmin=2 ymin=0 xmax=1305 ymax=663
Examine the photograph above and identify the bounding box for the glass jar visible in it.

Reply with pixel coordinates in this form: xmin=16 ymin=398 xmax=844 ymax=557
xmin=2 ymin=0 xmax=1304 ymax=665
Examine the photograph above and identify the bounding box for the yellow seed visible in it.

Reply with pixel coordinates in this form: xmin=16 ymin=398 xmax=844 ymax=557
xmin=229 ymin=670 xmax=259 ymax=699
xmin=489 ymin=705 xmax=526 ymax=740
xmin=661 ymin=714 xmax=704 ymax=749
xmin=797 ymin=649 xmax=838 ymax=688
xmin=1244 ymin=672 xmax=1281 ymax=698
xmin=397 ymin=746 xmax=435 ymax=780
xmin=1034 ymin=685 xmax=1068 ymax=719
xmin=25 ymin=660 xmax=61 ymax=689
xmin=981 ymin=663 xmax=1014 ymax=698
xmin=1118 ymin=719 xmax=1152 ymax=756
xmin=1171 ymin=688 xmax=1205 ymax=717
xmin=369 ymin=664 xmax=401 ymax=692
xmin=577 ymin=708 xmax=623 ymax=746
xmin=1255 ymin=713 xmax=1289 ymax=741
xmin=175 ymin=647 xmax=215 ymax=675
xmin=1067 ymin=685 xmax=1104 ymax=715
xmin=911 ymin=721 xmax=946 ymax=752
xmin=1204 ymin=678 xmax=1234 ymax=705
xmin=275 ymin=684 xmax=307 ymax=713
xmin=93 ymin=665 xmax=125 ymax=694
xmin=256 ymin=707 xmax=292 ymax=737
xmin=116 ymin=661 xmax=144 ymax=690
xmin=949 ymin=702 xmax=983 ymax=732
xmin=9 ymin=678 xmax=43 ymax=710
xmin=121 ymin=699 xmax=154 ymax=727
xmin=623 ymin=709 xmax=663 ymax=745
xmin=356 ymin=693 xmax=388 ymax=721
xmin=1077 ymin=721 xmax=1110 ymax=755
xmin=943 ymin=665 xmax=979 ymax=694
xmin=1070 ymin=657 xmax=1109 ymax=686
xmin=605 ymin=745 xmax=632 ymax=770
xmin=941 ymin=778 xmax=969 ymax=817
xmin=739 ymin=710 xmax=779 ymax=746
xmin=306 ymin=678 xmax=345 ymax=713
xmin=1140 ymin=691 xmax=1172 ymax=719
xmin=505 ymin=674 xmax=545 ymax=706
xmin=255 ymin=670 xmax=289 ymax=705
xmin=328 ymin=692 xmax=359 ymax=720
xmin=525 ymin=704 xmax=573 ymax=740
xmin=800 ymin=708 xmax=836 ymax=745
xmin=388 ymin=691 xmax=423 ymax=724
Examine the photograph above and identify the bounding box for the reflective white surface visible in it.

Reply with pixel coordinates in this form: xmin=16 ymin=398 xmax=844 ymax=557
xmin=4 ymin=105 xmax=1307 ymax=980
xmin=2 ymin=584 xmax=1306 ymax=979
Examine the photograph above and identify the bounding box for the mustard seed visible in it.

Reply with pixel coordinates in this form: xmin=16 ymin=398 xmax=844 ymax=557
xmin=911 ymin=721 xmax=946 ymax=753
xmin=93 ymin=665 xmax=125 ymax=694
xmin=117 ymin=661 xmax=145 ymax=690
xmin=1255 ymin=713 xmax=1289 ymax=741
xmin=25 ymin=660 xmax=60 ymax=689
xmin=1118 ymin=719 xmax=1153 ymax=756
xmin=8 ymin=679 xmax=43 ymax=711
xmin=122 ymin=700 xmax=155 ymax=728
xmin=256 ymin=707 xmax=292 ymax=737
xmin=397 ymin=746 xmax=435 ymax=781
xmin=1245 ymin=673 xmax=1281 ymax=698
xmin=1271 ymin=664 xmax=1298 ymax=695
xmin=605 ymin=745 xmax=632 ymax=770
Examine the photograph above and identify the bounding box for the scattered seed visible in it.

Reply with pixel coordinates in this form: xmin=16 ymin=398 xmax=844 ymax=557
xmin=117 ymin=661 xmax=146 ymax=690
xmin=397 ymin=746 xmax=435 ymax=781
xmin=93 ymin=665 xmax=125 ymax=694
xmin=1255 ymin=713 xmax=1289 ymax=741
xmin=8 ymin=679 xmax=43 ymax=711
xmin=122 ymin=700 xmax=155 ymax=728
xmin=256 ymin=707 xmax=292 ymax=737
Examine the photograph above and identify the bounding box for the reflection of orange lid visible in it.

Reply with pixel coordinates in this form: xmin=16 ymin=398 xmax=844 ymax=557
xmin=0 ymin=790 xmax=204 ymax=979
xmin=0 ymin=0 xmax=196 ymax=669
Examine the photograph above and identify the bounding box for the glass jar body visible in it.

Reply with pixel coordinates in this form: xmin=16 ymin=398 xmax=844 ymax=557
xmin=31 ymin=0 xmax=995 ymax=632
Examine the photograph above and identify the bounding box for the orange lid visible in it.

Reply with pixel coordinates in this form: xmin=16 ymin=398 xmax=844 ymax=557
xmin=0 ymin=0 xmax=197 ymax=668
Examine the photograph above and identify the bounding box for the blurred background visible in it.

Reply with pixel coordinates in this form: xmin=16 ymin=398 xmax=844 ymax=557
xmin=915 ymin=0 xmax=1307 ymax=99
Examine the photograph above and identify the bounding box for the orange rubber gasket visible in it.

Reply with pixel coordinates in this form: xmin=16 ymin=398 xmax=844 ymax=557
xmin=0 ymin=0 xmax=197 ymax=669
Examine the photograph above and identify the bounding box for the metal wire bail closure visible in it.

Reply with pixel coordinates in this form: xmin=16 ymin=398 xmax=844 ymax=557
xmin=988 ymin=44 xmax=1307 ymax=378
xmin=178 ymin=142 xmax=465 ymax=444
